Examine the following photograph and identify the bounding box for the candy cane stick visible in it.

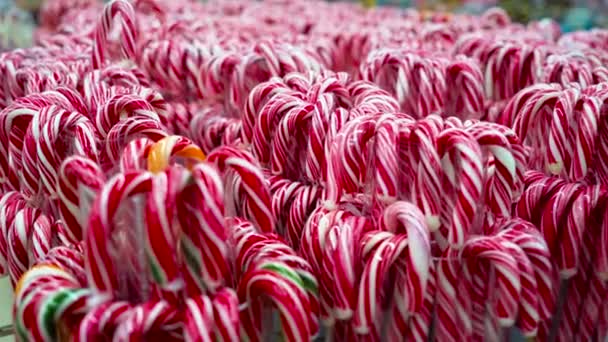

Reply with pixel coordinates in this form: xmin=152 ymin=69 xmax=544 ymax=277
xmin=57 ymin=156 xmax=105 ymax=242
xmin=113 ymin=301 xmax=182 ymax=342
xmin=497 ymin=219 xmax=556 ymax=325
xmin=285 ymin=185 xmax=322 ymax=249
xmin=461 ymin=235 xmax=521 ymax=340
xmin=177 ymin=163 xmax=229 ymax=295
xmin=75 ymin=301 xmax=132 ymax=342
xmin=95 ymin=93 xmax=163 ymax=138
xmin=84 ymin=171 xmax=154 ymax=296
xmin=104 ymin=116 xmax=167 ymax=165
xmin=92 ymin=0 xmax=138 ymax=69
xmin=436 ymin=128 xmax=484 ymax=248
xmin=435 ymin=246 xmax=470 ymax=342
xmin=0 ymin=191 xmax=26 ymax=275
xmin=466 ymin=122 xmax=518 ymax=222
xmin=444 ymin=57 xmax=484 ymax=120
xmin=119 ymin=138 xmax=154 ymax=173
xmin=516 ymin=172 xmax=565 ymax=225
xmin=8 ymin=207 xmax=47 ymax=286
xmin=36 ymin=109 xmax=99 ymax=198
xmin=14 ymin=264 xmax=86 ymax=342
xmin=207 ymin=146 xmax=274 ymax=233
xmin=210 ymin=287 xmax=240 ymax=341
xmin=238 ymin=260 xmax=313 ymax=342
xmin=184 ymin=294 xmax=214 ymax=342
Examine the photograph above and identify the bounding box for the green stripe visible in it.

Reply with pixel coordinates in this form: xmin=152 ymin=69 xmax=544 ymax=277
xmin=41 ymin=289 xmax=90 ymax=340
xmin=261 ymin=263 xmax=304 ymax=289
xmin=296 ymin=272 xmax=319 ymax=296
xmin=147 ymin=251 xmax=166 ymax=284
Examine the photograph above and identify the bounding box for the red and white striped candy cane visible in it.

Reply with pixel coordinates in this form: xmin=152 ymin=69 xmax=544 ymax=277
xmin=325 ymin=214 xmax=372 ymax=329
xmin=207 ymin=146 xmax=275 ymax=233
xmin=539 ymin=182 xmax=584 ymax=256
xmin=57 ymin=156 xmax=105 ymax=243
xmin=84 ymin=171 xmax=154 ymax=296
xmin=75 ymin=301 xmax=132 ymax=342
xmin=547 ymin=87 xmax=582 ymax=180
xmin=210 ymin=287 xmax=240 ymax=341
xmin=243 ymin=79 xmax=290 ymax=144
xmin=269 ymin=101 xmax=314 ymax=177
xmin=95 ymin=92 xmax=164 ymax=138
xmin=461 ymin=235 xmax=521 ymax=340
xmin=435 ymin=246 xmax=470 ymax=342
xmin=436 ymin=128 xmax=484 ymax=248
xmin=8 ymin=207 xmax=53 ymax=286
xmin=465 ymin=122 xmax=518 ymax=223
xmin=177 ymin=163 xmax=229 ymax=295
xmin=36 ymin=109 xmax=99 ymax=198
xmin=496 ymin=219 xmax=556 ymax=325
xmin=113 ymin=301 xmax=181 ymax=342
xmin=516 ymin=172 xmax=566 ymax=226
xmin=119 ymin=138 xmax=153 ymax=173
xmin=104 ymin=116 xmax=167 ymax=165
xmin=238 ymin=260 xmax=313 ymax=342
xmin=14 ymin=264 xmax=86 ymax=341
xmin=251 ymin=92 xmax=308 ymax=166
xmin=407 ymin=115 xmax=443 ymax=231
xmin=0 ymin=191 xmax=26 ymax=275
xmin=284 ymin=184 xmax=322 ymax=249
xmin=347 ymin=81 xmax=400 ymax=118
xmin=183 ymin=293 xmax=214 ymax=342
xmin=92 ymin=0 xmax=138 ymax=69
xmin=498 ymin=83 xmax=561 ymax=127
xmin=444 ymin=57 xmax=484 ymax=120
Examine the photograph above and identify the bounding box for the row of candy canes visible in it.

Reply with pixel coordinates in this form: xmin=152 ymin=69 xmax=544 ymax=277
xmin=514 ymin=171 xmax=608 ymax=341
xmin=15 ymin=138 xmax=322 ymax=341
xmin=292 ymin=113 xmax=557 ymax=341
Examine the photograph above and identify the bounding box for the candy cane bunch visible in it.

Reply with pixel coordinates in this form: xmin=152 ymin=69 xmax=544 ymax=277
xmin=362 ymin=50 xmax=485 ymax=119
xmin=501 ymin=81 xmax=608 ymax=183
xmin=15 ymin=138 xmax=320 ymax=341
xmin=325 ymin=114 xmax=527 ymax=245
xmin=434 ymin=217 xmax=553 ymax=341
xmin=242 ymin=71 xmax=401 ymax=245
xmin=296 ymin=112 xmax=542 ymax=340
xmin=513 ymin=171 xmax=608 ymax=341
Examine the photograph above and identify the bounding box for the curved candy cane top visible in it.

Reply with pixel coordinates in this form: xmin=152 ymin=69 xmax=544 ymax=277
xmin=207 ymin=146 xmax=274 ymax=233
xmin=84 ymin=171 xmax=154 ymax=296
xmin=92 ymin=0 xmax=138 ymax=69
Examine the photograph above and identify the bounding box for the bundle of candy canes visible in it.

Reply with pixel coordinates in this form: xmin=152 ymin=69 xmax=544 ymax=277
xmin=1 ymin=0 xmax=608 ymax=340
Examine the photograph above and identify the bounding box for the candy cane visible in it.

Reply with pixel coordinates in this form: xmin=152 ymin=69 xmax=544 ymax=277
xmin=75 ymin=301 xmax=132 ymax=342
xmin=92 ymin=0 xmax=138 ymax=69
xmin=36 ymin=109 xmax=99 ymax=198
xmin=113 ymin=301 xmax=181 ymax=342
xmin=435 ymin=246 xmax=470 ymax=342
xmin=0 ymin=191 xmax=27 ymax=275
xmin=177 ymin=163 xmax=229 ymax=295
xmin=466 ymin=122 xmax=518 ymax=223
xmin=14 ymin=264 xmax=91 ymax=342
xmin=104 ymin=116 xmax=167 ymax=165
xmin=238 ymin=260 xmax=313 ymax=342
xmin=436 ymin=128 xmax=484 ymax=248
xmin=84 ymin=171 xmax=154 ymax=296
xmin=207 ymin=146 xmax=274 ymax=233
xmin=461 ymin=235 xmax=521 ymax=340
xmin=444 ymin=57 xmax=484 ymax=120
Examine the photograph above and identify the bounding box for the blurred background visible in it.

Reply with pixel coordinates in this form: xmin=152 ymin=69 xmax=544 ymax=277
xmin=2 ymin=0 xmax=608 ymax=52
